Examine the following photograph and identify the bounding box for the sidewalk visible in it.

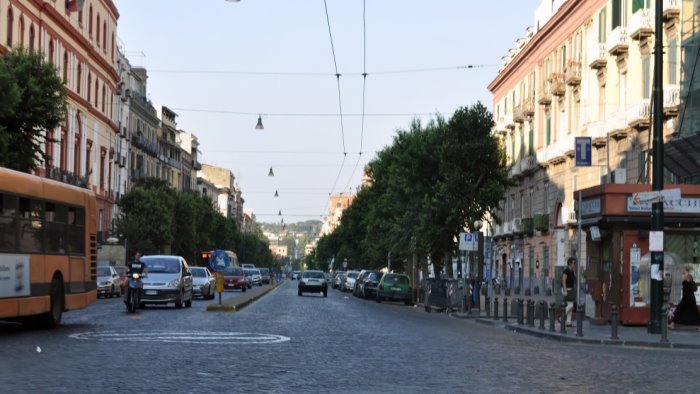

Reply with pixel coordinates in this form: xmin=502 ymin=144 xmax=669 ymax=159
xmin=451 ymin=309 xmax=700 ymax=350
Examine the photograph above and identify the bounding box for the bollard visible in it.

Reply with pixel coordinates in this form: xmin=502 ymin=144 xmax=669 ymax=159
xmin=549 ymin=302 xmax=556 ymax=332
xmin=539 ymin=301 xmax=546 ymax=330
xmin=503 ymin=297 xmax=509 ymax=322
xmin=575 ymin=303 xmax=584 ymax=337
xmin=485 ymin=294 xmax=491 ymax=318
xmin=527 ymin=300 xmax=535 ymax=327
xmin=661 ymin=305 xmax=669 ymax=344
xmin=517 ymin=298 xmax=524 ymax=325
xmin=560 ymin=301 xmax=567 ymax=334
xmin=493 ymin=296 xmax=499 ymax=320
xmin=610 ymin=304 xmax=619 ymax=340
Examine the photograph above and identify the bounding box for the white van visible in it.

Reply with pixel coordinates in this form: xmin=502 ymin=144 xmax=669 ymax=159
xmin=140 ymin=255 xmax=194 ymax=308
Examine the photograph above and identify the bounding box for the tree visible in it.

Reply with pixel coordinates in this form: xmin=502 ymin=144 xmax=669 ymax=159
xmin=115 ymin=185 xmax=175 ymax=255
xmin=0 ymin=48 xmax=67 ymax=172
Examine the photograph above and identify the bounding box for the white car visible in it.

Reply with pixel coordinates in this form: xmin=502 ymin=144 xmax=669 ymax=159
xmin=342 ymin=270 xmax=360 ymax=292
xmin=191 ymin=266 xmax=216 ymax=299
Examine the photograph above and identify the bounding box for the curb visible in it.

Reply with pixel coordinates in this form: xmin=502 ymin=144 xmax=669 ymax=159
xmin=206 ymin=282 xmax=281 ymax=312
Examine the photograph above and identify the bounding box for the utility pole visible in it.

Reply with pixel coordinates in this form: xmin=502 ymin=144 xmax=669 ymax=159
xmin=648 ymin=0 xmax=665 ymax=334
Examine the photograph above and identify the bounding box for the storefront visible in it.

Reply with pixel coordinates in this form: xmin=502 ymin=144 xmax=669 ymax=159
xmin=579 ymin=184 xmax=700 ymax=325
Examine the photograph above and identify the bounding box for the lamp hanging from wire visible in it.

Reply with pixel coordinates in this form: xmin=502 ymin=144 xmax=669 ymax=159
xmin=268 ymin=167 xmax=274 ymax=176
xmin=255 ymin=114 xmax=264 ymax=130
xmin=274 ymin=190 xmax=279 ymax=197
xmin=278 ymin=210 xmax=282 ymax=216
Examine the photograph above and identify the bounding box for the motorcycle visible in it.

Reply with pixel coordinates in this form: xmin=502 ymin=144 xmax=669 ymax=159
xmin=125 ymin=272 xmax=143 ymax=313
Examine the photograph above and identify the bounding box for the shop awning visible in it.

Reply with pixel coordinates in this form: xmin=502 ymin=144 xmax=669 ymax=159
xmin=664 ymin=132 xmax=700 ymax=179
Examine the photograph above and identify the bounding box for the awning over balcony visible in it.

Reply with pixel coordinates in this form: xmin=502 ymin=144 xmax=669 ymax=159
xmin=664 ymin=132 xmax=700 ymax=179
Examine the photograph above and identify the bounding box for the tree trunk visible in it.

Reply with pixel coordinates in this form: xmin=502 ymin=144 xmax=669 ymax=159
xmin=444 ymin=251 xmax=453 ymax=279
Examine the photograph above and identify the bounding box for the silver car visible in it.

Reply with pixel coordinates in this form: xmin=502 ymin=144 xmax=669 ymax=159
xmin=191 ymin=266 xmax=216 ymax=299
xmin=96 ymin=266 xmax=122 ymax=298
xmin=342 ymin=270 xmax=360 ymax=292
xmin=140 ymin=255 xmax=194 ymax=308
xmin=246 ymin=268 xmax=262 ymax=286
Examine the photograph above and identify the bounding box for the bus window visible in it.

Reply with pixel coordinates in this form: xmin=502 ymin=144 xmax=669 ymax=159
xmin=0 ymin=193 xmax=18 ymax=251
xmin=67 ymin=206 xmax=85 ymax=255
xmin=44 ymin=202 xmax=68 ymax=254
xmin=18 ymin=197 xmax=43 ymax=253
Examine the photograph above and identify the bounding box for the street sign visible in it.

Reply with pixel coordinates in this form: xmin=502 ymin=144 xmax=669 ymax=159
xmin=209 ymin=249 xmax=230 ymax=272
xmin=632 ymin=188 xmax=681 ymax=205
xmin=459 ymin=232 xmax=478 ymax=251
xmin=575 ymin=137 xmax=592 ymax=167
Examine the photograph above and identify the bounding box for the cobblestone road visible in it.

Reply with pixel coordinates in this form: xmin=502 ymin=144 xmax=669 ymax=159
xmin=0 ymin=281 xmax=697 ymax=393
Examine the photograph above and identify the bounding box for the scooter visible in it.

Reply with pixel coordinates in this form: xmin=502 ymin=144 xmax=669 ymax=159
xmin=125 ymin=272 xmax=143 ymax=313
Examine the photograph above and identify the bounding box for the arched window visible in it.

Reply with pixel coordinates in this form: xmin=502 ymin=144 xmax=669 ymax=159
xmin=7 ymin=7 xmax=14 ymax=47
xmin=87 ymin=73 xmax=92 ymax=103
xmin=111 ymin=32 xmax=115 ymax=61
xmin=29 ymin=24 xmax=35 ymax=51
xmin=101 ymin=84 xmax=105 ymax=112
xmin=48 ymin=39 xmax=54 ymax=63
xmin=18 ymin=17 xmax=24 ymax=47
xmin=94 ymin=79 xmax=98 ymax=107
xmin=88 ymin=5 xmax=93 ymax=36
xmin=102 ymin=21 xmax=107 ymax=52
xmin=76 ymin=63 xmax=82 ymax=94
xmin=63 ymin=51 xmax=68 ymax=84
xmin=74 ymin=113 xmax=82 ymax=175
xmin=78 ymin=8 xmax=83 ymax=26
xmin=96 ymin=14 xmax=100 ymax=46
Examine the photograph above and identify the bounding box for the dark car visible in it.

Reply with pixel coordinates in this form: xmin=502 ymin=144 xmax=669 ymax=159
xmin=360 ymin=271 xmax=382 ymax=299
xmin=298 ymin=270 xmax=328 ymax=297
xmin=353 ymin=270 xmax=370 ymax=297
xmin=222 ymin=267 xmax=247 ymax=292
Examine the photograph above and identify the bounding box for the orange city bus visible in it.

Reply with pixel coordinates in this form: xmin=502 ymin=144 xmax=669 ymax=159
xmin=0 ymin=166 xmax=97 ymax=328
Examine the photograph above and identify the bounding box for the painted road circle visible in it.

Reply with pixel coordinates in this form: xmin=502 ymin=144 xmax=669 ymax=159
xmin=69 ymin=330 xmax=290 ymax=344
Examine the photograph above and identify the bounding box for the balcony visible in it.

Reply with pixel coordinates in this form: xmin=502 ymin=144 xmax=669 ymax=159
xmin=503 ymin=221 xmax=512 ymax=236
xmin=503 ymin=114 xmax=515 ymax=129
xmin=538 ymin=81 xmax=552 ymax=106
xmin=521 ymin=217 xmax=534 ymax=235
xmin=627 ymin=101 xmax=651 ymax=130
xmin=663 ymin=0 xmax=680 ymax=22
xmin=513 ymin=104 xmax=525 ymax=124
xmin=522 ymin=96 xmax=536 ymax=117
xmin=509 ymin=160 xmax=523 ymax=179
xmin=520 ymin=155 xmax=538 ymax=176
xmin=494 ymin=119 xmax=508 ymax=135
xmin=550 ymin=72 xmax=566 ymax=97
xmin=562 ymin=134 xmax=576 ymax=158
xmin=565 ymin=61 xmax=582 ymax=86
xmin=545 ymin=141 xmax=566 ymax=165
xmin=607 ymin=110 xmax=629 ymax=140
xmin=533 ymin=213 xmax=549 ymax=232
xmin=193 ymin=160 xmax=202 ymax=171
xmin=562 ymin=205 xmax=577 ymax=225
xmin=664 ymin=84 xmax=680 ymax=115
xmin=607 ymin=27 xmax=628 ymax=56
xmin=45 ymin=166 xmax=89 ymax=188
xmin=628 ymin=9 xmax=653 ymax=40
xmin=587 ymin=120 xmax=608 ymax=147
xmin=588 ymin=43 xmax=607 ymax=69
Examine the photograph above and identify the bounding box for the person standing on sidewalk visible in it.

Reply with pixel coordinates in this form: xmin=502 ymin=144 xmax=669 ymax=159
xmin=561 ymin=257 xmax=577 ymax=327
xmin=669 ymin=265 xmax=700 ymax=329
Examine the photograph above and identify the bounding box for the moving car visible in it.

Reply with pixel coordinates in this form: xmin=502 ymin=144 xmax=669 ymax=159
xmin=140 ymin=255 xmax=194 ymax=308
xmin=191 ymin=266 xmax=216 ymax=299
xmin=222 ymin=266 xmax=247 ymax=292
xmin=249 ymin=269 xmax=263 ymax=286
xmin=259 ymin=268 xmax=271 ymax=284
xmin=376 ymin=273 xmax=412 ymax=305
xmin=298 ymin=270 xmax=328 ymax=297
xmin=96 ymin=266 xmax=122 ymax=298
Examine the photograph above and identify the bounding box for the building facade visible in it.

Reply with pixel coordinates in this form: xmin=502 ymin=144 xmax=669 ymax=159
xmin=488 ymin=0 xmax=698 ymax=323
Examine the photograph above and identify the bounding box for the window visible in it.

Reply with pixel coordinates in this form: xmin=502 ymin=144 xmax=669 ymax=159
xmin=546 ymin=115 xmax=551 ymax=146
xmin=18 ymin=16 xmax=24 ymax=47
xmin=632 ymin=0 xmax=648 ymax=13
xmin=87 ymin=73 xmax=92 ymax=103
xmin=642 ymin=55 xmax=651 ymax=99
xmin=7 ymin=7 xmax=14 ymax=47
xmin=612 ymin=0 xmax=621 ymax=29
xmin=29 ymin=24 xmax=35 ymax=51
xmin=669 ymin=38 xmax=678 ymax=84
xmin=88 ymin=5 xmax=93 ymax=36
xmin=0 ymin=193 xmax=18 ymax=252
xmin=598 ymin=8 xmax=607 ymax=43
xmin=74 ymin=114 xmax=82 ymax=174
xmin=48 ymin=39 xmax=54 ymax=63
xmin=77 ymin=64 xmax=82 ymax=94
xmin=63 ymin=51 xmax=68 ymax=84
xmin=96 ymin=14 xmax=100 ymax=46
xmin=102 ymin=21 xmax=107 ymax=51
xmin=638 ymin=150 xmax=649 ymax=183
xmin=528 ymin=128 xmax=534 ymax=155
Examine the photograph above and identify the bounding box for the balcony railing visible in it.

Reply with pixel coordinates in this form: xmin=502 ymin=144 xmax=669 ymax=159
xmin=520 ymin=155 xmax=538 ymax=175
xmin=522 ymin=96 xmax=536 ymax=117
xmin=587 ymin=120 xmax=608 ymax=147
xmin=503 ymin=114 xmax=515 ymax=129
xmin=629 ymin=9 xmax=653 ymax=40
xmin=664 ymin=84 xmax=680 ymax=114
xmin=45 ymin=166 xmax=89 ymax=188
xmin=513 ymin=104 xmax=525 ymax=123
xmin=663 ymin=0 xmax=680 ymax=21
xmin=550 ymin=72 xmax=566 ymax=96
xmin=588 ymin=42 xmax=607 ymax=69
xmin=538 ymin=80 xmax=552 ymax=105
xmin=607 ymin=110 xmax=629 ymax=139
xmin=627 ymin=101 xmax=651 ymax=130
xmin=509 ymin=160 xmax=522 ymax=178
xmin=565 ymin=61 xmax=582 ymax=86
xmin=607 ymin=27 xmax=628 ymax=55
xmin=534 ymin=213 xmax=549 ymax=232
xmin=522 ymin=217 xmax=534 ymax=235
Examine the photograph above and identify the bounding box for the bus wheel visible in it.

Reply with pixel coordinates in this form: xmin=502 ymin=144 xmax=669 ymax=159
xmin=34 ymin=276 xmax=64 ymax=329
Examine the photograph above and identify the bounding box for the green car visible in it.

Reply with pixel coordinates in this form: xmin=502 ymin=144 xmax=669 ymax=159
xmin=376 ymin=273 xmax=412 ymax=305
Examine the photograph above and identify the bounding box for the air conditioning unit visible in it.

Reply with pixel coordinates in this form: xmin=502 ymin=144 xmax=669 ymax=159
xmin=611 ymin=168 xmax=627 ymax=184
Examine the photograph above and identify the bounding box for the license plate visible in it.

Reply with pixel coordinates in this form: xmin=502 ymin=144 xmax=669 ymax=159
xmin=391 ymin=287 xmax=401 ymax=291
xmin=145 ymin=290 xmax=157 ymax=295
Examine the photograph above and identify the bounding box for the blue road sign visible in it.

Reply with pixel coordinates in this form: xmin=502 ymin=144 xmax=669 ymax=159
xmin=209 ymin=249 xmax=230 ymax=272
xmin=575 ymin=137 xmax=592 ymax=167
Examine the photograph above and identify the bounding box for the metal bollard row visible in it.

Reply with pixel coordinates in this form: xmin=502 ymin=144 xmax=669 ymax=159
xmin=517 ymin=298 xmax=524 ymax=325
xmin=503 ymin=297 xmax=508 ymax=322
xmin=661 ymin=305 xmax=669 ymax=344
xmin=527 ymin=300 xmax=535 ymax=327
xmin=560 ymin=301 xmax=567 ymax=334
xmin=610 ymin=304 xmax=619 ymax=340
xmin=538 ymin=301 xmax=546 ymax=330
xmin=575 ymin=303 xmax=583 ymax=337
xmin=549 ymin=302 xmax=556 ymax=332
xmin=493 ymin=297 xmax=499 ymax=320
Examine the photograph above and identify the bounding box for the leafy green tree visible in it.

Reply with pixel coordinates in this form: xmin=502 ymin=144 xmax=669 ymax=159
xmin=115 ymin=185 xmax=175 ymax=255
xmin=0 ymin=48 xmax=67 ymax=172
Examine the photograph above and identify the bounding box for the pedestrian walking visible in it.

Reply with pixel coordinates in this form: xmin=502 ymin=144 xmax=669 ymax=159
xmin=669 ymin=265 xmax=700 ymax=330
xmin=561 ymin=257 xmax=577 ymax=327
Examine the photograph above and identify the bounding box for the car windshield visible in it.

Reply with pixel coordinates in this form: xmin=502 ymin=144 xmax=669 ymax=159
xmin=96 ymin=267 xmax=112 ymax=276
xmin=368 ymin=272 xmax=380 ymax=280
xmin=348 ymin=272 xmax=359 ymax=279
xmin=115 ymin=267 xmax=126 ymax=275
xmin=223 ymin=267 xmax=243 ymax=276
xmin=303 ymin=271 xmax=325 ymax=279
xmin=142 ymin=258 xmax=180 ymax=273
xmin=260 ymin=268 xmax=269 ymax=275
xmin=252 ymin=270 xmax=261 ymax=275
xmin=384 ymin=275 xmax=409 ymax=285
xmin=191 ymin=268 xmax=206 ymax=277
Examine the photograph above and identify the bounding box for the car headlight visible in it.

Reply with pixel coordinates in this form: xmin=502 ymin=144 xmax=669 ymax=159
xmin=105 ymin=280 xmax=113 ymax=286
xmin=168 ymin=279 xmax=180 ymax=288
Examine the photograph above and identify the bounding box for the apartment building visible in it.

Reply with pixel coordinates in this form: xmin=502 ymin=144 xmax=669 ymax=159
xmin=488 ymin=0 xmax=700 ymax=324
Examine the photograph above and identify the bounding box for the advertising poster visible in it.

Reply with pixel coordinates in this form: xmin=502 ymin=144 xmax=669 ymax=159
xmin=0 ymin=254 xmax=30 ymax=298
xmin=630 ymin=246 xmax=641 ymax=306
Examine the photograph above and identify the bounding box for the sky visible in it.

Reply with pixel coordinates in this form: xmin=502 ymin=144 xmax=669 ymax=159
xmin=114 ymin=0 xmax=542 ymax=225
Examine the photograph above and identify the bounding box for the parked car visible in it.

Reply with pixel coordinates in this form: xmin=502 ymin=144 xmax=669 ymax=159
xmin=222 ymin=266 xmax=247 ymax=292
xmin=376 ymin=273 xmax=412 ymax=305
xmin=342 ymin=270 xmax=360 ymax=292
xmin=353 ymin=270 xmax=370 ymax=297
xmin=249 ymin=269 xmax=263 ymax=286
xmin=96 ymin=266 xmax=122 ymax=298
xmin=259 ymin=268 xmax=271 ymax=284
xmin=298 ymin=270 xmax=328 ymax=297
xmin=140 ymin=255 xmax=194 ymax=308
xmin=244 ymin=269 xmax=258 ymax=287
xmin=360 ymin=271 xmax=382 ymax=299
xmin=333 ymin=272 xmax=344 ymax=289
xmin=114 ymin=266 xmax=128 ymax=295
xmin=191 ymin=266 xmax=216 ymax=299
xmin=241 ymin=263 xmax=256 ymax=270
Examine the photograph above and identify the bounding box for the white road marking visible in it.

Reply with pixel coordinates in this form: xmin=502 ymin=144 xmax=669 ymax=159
xmin=69 ymin=330 xmax=290 ymax=344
